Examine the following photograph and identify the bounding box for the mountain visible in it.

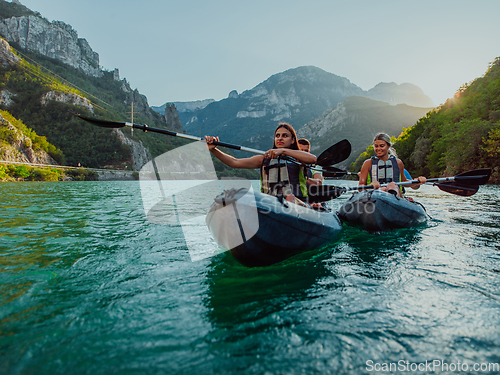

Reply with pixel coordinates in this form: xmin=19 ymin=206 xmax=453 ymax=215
xmin=393 ymin=56 xmax=500 ymax=183
xmin=179 ymin=66 xmax=366 ymax=152
xmin=0 ymin=0 xmax=186 ymax=130
xmin=152 ymin=99 xmax=215 ymax=114
xmin=297 ymin=96 xmax=434 ymax=168
xmin=0 ymin=1 xmax=187 ymax=171
xmin=0 ymin=5 xmax=101 ymax=77
xmin=366 ymin=82 xmax=434 ymax=107
xmin=175 ymin=66 xmax=434 ymax=154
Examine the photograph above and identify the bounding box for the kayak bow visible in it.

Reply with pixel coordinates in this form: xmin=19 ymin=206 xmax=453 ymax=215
xmin=337 ymin=190 xmax=427 ymax=232
xmin=206 ymin=188 xmax=343 ymax=267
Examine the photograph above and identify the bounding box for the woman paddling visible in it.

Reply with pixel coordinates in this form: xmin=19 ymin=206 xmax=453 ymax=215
xmin=358 ymin=133 xmax=426 ymax=197
xmin=205 ymin=123 xmax=315 ymax=205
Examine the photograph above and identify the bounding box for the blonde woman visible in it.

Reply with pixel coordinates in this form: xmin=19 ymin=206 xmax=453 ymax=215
xmin=358 ymin=133 xmax=426 ymax=197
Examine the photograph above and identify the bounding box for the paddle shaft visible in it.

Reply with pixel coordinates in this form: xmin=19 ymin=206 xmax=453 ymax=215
xmin=345 ymin=177 xmax=451 ymax=192
xmin=121 ymin=122 xmax=265 ymax=155
xmin=75 ymin=115 xmax=356 ymax=169
xmin=342 ymin=174 xmax=487 ymax=192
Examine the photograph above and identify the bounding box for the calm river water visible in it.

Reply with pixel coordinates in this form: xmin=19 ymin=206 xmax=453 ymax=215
xmin=1 ymin=181 xmax=499 ymax=374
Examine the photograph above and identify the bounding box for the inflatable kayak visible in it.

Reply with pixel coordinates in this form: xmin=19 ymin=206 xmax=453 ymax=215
xmin=206 ymin=188 xmax=343 ymax=267
xmin=337 ymin=190 xmax=427 ymax=232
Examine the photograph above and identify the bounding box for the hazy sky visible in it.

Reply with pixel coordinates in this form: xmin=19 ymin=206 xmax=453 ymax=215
xmin=16 ymin=0 xmax=500 ymax=107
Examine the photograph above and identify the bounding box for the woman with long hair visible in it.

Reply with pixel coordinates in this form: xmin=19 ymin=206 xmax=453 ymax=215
xmin=358 ymin=133 xmax=426 ymax=197
xmin=205 ymin=123 xmax=315 ymax=204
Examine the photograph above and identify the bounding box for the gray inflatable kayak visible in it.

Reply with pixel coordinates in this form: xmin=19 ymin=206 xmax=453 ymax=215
xmin=206 ymin=188 xmax=343 ymax=267
xmin=337 ymin=190 xmax=427 ymax=232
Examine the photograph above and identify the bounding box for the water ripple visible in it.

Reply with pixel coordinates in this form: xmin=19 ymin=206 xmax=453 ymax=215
xmin=1 ymin=181 xmax=500 ymax=374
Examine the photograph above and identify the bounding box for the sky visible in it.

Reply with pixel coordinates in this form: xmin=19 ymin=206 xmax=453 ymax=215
xmin=15 ymin=0 xmax=500 ymax=107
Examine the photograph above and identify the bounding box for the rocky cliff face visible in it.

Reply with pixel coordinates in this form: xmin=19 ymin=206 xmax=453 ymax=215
xmin=124 ymin=89 xmax=153 ymax=119
xmin=113 ymin=129 xmax=151 ymax=171
xmin=0 ymin=15 xmax=102 ymax=77
xmin=0 ymin=10 xmax=168 ymax=130
xmin=164 ymin=103 xmax=183 ymax=133
xmin=0 ymin=36 xmax=19 ymax=67
xmin=0 ymin=112 xmax=58 ymax=164
xmin=0 ymin=37 xmax=94 ymax=114
xmin=41 ymin=91 xmax=94 ymax=113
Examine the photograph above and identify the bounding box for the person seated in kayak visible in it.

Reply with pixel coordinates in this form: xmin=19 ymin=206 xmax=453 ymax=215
xmin=358 ymin=133 xmax=426 ymax=197
xmin=297 ymin=138 xmax=326 ymax=209
xmin=298 ymin=138 xmax=323 ymax=186
xmin=205 ymin=123 xmax=316 ymax=205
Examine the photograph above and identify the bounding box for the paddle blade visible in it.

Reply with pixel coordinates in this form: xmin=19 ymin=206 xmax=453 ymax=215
xmin=435 ymin=182 xmax=479 ymax=197
xmin=307 ymin=185 xmax=345 ymax=203
xmin=454 ymin=168 xmax=491 ymax=185
xmin=75 ymin=114 xmax=127 ymax=129
xmin=316 ymin=139 xmax=351 ymax=166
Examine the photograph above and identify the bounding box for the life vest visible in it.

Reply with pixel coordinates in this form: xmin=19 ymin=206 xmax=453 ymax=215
xmin=369 ymin=155 xmax=401 ymax=184
xmin=305 ymin=166 xmax=322 ymax=180
xmin=261 ymin=158 xmax=308 ymax=198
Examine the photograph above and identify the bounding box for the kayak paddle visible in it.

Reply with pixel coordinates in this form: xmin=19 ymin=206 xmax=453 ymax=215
xmin=307 ymin=168 xmax=491 ymax=203
xmin=74 ymin=114 xmax=266 ymax=155
xmin=315 ymin=139 xmax=351 ymax=166
xmin=321 ymin=166 xmax=359 ymax=178
xmin=75 ymin=114 xmax=351 ymax=163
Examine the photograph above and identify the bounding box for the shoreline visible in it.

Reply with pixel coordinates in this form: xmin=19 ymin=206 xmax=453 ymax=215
xmin=0 ymin=161 xmax=138 ymax=181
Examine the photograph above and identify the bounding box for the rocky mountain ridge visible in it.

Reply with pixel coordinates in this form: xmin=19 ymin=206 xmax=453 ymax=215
xmin=0 ymin=3 xmax=183 ymax=170
xmin=365 ymin=82 xmax=434 ymax=107
xmin=297 ymin=96 xmax=434 ymax=167
xmin=0 ymin=15 xmax=102 ymax=77
xmin=152 ymin=99 xmax=215 ymax=114
xmin=0 ymin=1 xmax=183 ymax=134
xmin=178 ymin=66 xmax=434 ymax=153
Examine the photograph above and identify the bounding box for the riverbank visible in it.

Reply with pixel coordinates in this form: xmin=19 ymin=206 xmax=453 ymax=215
xmin=0 ymin=161 xmax=138 ymax=181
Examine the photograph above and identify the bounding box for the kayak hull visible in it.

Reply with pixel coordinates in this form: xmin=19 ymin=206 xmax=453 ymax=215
xmin=337 ymin=190 xmax=427 ymax=232
xmin=206 ymin=188 xmax=343 ymax=267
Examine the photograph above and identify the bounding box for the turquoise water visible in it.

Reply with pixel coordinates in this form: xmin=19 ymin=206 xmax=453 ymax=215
xmin=1 ymin=181 xmax=500 ymax=374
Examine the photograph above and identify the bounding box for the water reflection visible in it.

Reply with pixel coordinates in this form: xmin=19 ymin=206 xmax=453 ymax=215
xmin=204 ymin=246 xmax=335 ymax=327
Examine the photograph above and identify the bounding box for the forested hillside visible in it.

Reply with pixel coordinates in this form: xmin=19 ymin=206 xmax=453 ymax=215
xmin=350 ymin=57 xmax=500 ymax=183
xmin=298 ymin=96 xmax=432 ymax=168
xmin=394 ymin=57 xmax=500 ymax=183
xmin=0 ymin=38 xmax=258 ymax=178
xmin=0 ymin=40 xmax=185 ymax=168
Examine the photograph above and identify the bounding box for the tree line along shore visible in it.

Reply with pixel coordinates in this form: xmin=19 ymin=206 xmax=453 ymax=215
xmin=0 ymin=161 xmax=138 ymax=181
